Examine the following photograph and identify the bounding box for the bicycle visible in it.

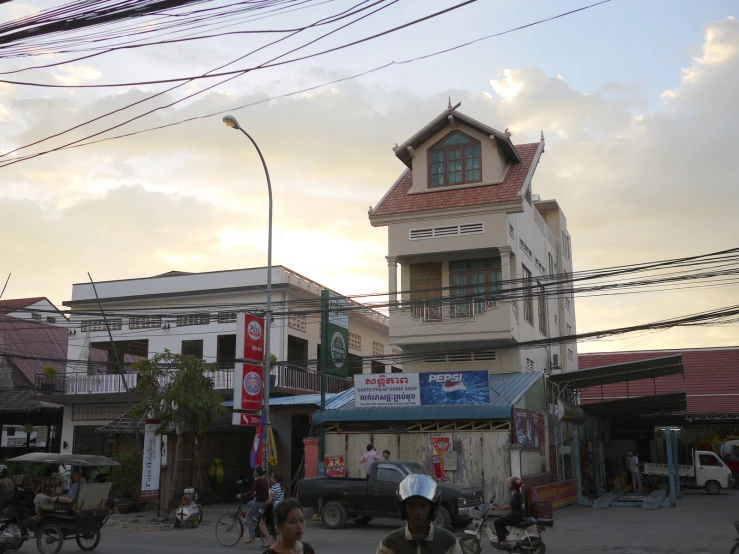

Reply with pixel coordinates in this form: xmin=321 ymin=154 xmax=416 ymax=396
xmin=215 ymin=499 xmax=273 ymax=547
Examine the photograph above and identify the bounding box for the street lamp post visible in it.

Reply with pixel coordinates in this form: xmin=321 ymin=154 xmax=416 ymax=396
xmin=223 ymin=115 xmax=273 ymax=471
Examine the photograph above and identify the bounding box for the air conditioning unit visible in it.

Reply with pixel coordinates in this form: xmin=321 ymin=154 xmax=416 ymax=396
xmin=551 ymin=354 xmax=561 ymax=369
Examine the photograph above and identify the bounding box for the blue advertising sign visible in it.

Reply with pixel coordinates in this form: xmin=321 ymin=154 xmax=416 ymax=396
xmin=419 ymin=371 xmax=490 ymax=405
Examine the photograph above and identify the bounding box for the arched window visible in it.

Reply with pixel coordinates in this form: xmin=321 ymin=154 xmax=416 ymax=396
xmin=428 ymin=132 xmax=482 ymax=187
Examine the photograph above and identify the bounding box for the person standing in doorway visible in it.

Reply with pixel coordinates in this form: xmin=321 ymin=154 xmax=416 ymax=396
xmin=360 ymin=444 xmax=380 ymax=477
xmin=382 ymin=450 xmax=391 ymax=461
xmin=625 ymin=452 xmax=633 ymax=489
xmin=629 ymin=452 xmax=642 ymax=493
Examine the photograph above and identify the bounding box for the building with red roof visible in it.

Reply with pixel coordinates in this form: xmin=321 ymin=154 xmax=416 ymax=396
xmin=369 ymin=103 xmax=577 ymax=377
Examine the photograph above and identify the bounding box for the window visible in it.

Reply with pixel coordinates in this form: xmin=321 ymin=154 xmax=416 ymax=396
xmin=567 ymin=348 xmax=574 ymax=362
xmin=522 ymin=265 xmax=533 ymax=326
xmin=392 ymin=348 xmax=402 ymax=363
xmin=409 ymin=222 xmax=483 ymax=240
xmin=81 ymin=319 xmax=122 ymax=332
xmin=554 ymin=314 xmax=558 ymax=325
xmin=509 ymin=223 xmax=515 ymax=238
xmin=566 ymin=323 xmax=572 ymax=335
xmin=526 ymin=358 xmax=535 ymax=371
xmin=548 ymin=253 xmax=555 ymax=276
xmin=428 ymin=132 xmax=482 ymax=187
xmin=562 ymin=232 xmax=571 ymax=259
xmin=371 ymin=360 xmax=385 ymax=374
xmin=217 ymin=312 xmax=237 ymax=323
xmin=450 ymin=258 xmax=502 ymax=316
xmin=377 ymin=467 xmax=404 ymax=483
xmin=410 ymin=262 xmax=441 ymax=318
xmin=31 ymin=312 xmax=41 ymax=320
xmin=731 ymin=445 xmax=739 ymax=459
xmin=129 ymin=316 xmax=161 ymax=329
xmin=182 ymin=340 xmax=204 ymax=359
xmin=216 ymin=334 xmax=236 ymax=368
xmin=46 ymin=316 xmax=56 ymax=324
xmin=519 ymin=239 xmax=533 ymax=260
xmin=349 ymin=333 xmax=362 ymax=351
xmin=177 ymin=313 xmax=210 ymax=327
xmin=537 ymin=282 xmax=547 ymax=336
xmin=6 ymin=427 xmax=15 ymax=437
xmin=288 ymin=313 xmax=306 ymax=332
xmin=698 ymin=454 xmax=722 ymax=467
xmin=373 ymin=341 xmax=384 ymax=357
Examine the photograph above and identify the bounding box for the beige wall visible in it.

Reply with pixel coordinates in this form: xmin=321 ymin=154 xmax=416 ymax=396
xmin=408 ymin=123 xmax=509 ymax=194
xmin=399 ymin=347 xmax=522 ymax=374
xmin=325 ymin=430 xmax=512 ymax=502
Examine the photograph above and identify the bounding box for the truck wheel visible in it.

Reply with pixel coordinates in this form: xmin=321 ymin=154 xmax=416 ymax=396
xmin=321 ymin=502 xmax=348 ymax=530
xmin=434 ymin=506 xmax=452 ymax=529
xmin=705 ymin=481 xmax=721 ymax=495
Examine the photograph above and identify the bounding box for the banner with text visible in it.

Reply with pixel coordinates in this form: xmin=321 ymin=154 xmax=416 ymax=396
xmin=237 ymin=313 xmax=265 ymax=411
xmin=512 ymin=408 xmax=545 ymax=455
xmin=355 ymin=371 xmax=490 ymax=408
xmin=320 ymin=290 xmax=349 ymax=377
xmin=141 ymin=420 xmax=162 ymax=500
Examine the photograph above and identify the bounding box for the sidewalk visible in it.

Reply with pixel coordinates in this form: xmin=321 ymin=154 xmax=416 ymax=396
xmin=104 ymin=502 xmax=236 ymax=531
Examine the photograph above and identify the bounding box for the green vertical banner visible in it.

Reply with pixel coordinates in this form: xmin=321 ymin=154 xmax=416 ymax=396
xmin=320 ymin=290 xmax=349 ymax=377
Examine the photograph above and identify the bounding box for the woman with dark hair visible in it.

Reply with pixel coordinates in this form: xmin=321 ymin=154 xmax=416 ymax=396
xmin=259 ymin=472 xmax=285 ymax=547
xmin=262 ymin=498 xmax=314 ymax=554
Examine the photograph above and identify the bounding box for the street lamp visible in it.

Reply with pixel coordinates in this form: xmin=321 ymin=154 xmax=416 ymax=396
xmin=223 ymin=114 xmax=273 ymax=470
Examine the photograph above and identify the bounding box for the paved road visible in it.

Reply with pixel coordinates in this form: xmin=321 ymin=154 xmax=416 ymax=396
xmin=43 ymin=489 xmax=739 ymax=554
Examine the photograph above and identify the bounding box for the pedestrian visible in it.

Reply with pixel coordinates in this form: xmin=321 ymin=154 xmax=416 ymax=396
xmin=0 ymin=466 xmax=12 ymax=509
xmin=629 ymin=452 xmax=642 ymax=493
xmin=239 ymin=467 xmax=269 ymax=544
xmin=493 ymin=476 xmax=525 ymax=549
xmin=624 ymin=452 xmax=633 ymax=489
xmin=262 ymin=498 xmax=315 ymax=554
xmin=259 ymin=472 xmax=285 ymax=547
xmin=360 ymin=444 xmax=381 ymax=477
xmin=376 ymin=474 xmax=462 ymax=554
xmin=382 ymin=450 xmax=391 ymax=461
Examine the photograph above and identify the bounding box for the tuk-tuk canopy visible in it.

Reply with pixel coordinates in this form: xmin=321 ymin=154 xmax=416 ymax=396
xmin=6 ymin=453 xmax=120 ymax=467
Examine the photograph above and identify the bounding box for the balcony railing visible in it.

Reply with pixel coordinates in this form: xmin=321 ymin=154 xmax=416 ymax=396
xmin=408 ymin=300 xmax=498 ymax=323
xmin=34 ymin=365 xmax=351 ymax=396
xmin=35 ymin=369 xmax=234 ymax=395
xmin=271 ymin=363 xmax=352 ymax=394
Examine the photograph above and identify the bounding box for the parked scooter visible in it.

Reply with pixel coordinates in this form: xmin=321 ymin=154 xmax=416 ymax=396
xmin=459 ymin=498 xmax=552 ymax=554
xmin=731 ymin=521 xmax=739 ymax=554
xmin=174 ymin=488 xmax=203 ymax=528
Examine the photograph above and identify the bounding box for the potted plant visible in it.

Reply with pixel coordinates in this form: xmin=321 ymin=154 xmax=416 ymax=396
xmin=41 ymin=365 xmax=58 ymax=394
xmin=110 ymin=448 xmax=145 ymax=513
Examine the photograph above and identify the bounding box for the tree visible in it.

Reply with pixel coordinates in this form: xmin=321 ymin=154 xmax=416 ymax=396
xmin=131 ymin=350 xmax=225 ymax=512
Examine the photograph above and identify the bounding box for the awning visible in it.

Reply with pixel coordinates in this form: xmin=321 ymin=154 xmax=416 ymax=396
xmin=581 ymin=392 xmax=687 ymax=419
xmin=548 ymin=355 xmax=684 ymax=389
xmin=312 ymin=371 xmax=542 ymax=425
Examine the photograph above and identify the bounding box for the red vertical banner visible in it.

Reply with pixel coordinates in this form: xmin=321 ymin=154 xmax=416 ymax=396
xmin=241 ymin=314 xmax=265 ymax=411
xmin=431 ymin=437 xmax=451 ymax=481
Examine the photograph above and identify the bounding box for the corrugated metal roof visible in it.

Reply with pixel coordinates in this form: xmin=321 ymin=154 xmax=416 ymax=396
xmin=579 ymin=348 xmax=739 ymax=416
xmin=312 ymin=371 xmax=543 ymax=425
xmin=0 ymin=315 xmax=68 ymax=384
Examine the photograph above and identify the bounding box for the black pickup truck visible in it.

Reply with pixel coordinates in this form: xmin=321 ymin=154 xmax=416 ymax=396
xmin=298 ymin=460 xmax=483 ymax=530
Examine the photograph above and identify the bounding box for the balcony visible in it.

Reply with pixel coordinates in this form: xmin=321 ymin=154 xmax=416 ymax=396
xmin=391 ymin=299 xmax=516 ymax=346
xmin=35 ymin=369 xmax=234 ymax=396
xmin=34 ymin=365 xmax=351 ymax=397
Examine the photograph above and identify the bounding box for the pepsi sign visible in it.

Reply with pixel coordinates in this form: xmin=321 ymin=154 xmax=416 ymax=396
xmin=419 ymin=371 xmax=489 ymax=405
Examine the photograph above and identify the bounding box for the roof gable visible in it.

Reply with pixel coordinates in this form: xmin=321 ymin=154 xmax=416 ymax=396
xmin=0 ymin=297 xmax=47 ymax=313
xmin=0 ymin=315 xmax=68 ymax=383
xmin=393 ymin=106 xmax=521 ymax=170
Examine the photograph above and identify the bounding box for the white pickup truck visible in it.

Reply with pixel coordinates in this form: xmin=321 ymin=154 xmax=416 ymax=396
xmin=643 ymin=450 xmax=734 ymax=495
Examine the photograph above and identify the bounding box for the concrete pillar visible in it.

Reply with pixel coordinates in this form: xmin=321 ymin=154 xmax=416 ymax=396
xmin=510 ymin=444 xmax=522 ymax=478
xmin=665 ymin=429 xmax=676 ymax=505
xmin=672 ymin=430 xmax=681 ymax=498
xmin=499 ymin=247 xmax=512 ymax=287
xmin=303 ymin=437 xmax=319 ymax=478
xmin=572 ymin=427 xmax=584 ymax=505
xmin=386 ymin=257 xmax=398 ymax=306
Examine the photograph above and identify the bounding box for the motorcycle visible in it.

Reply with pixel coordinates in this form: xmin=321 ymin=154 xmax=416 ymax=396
xmin=174 ymin=488 xmax=203 ymax=528
xmin=459 ymin=498 xmax=552 ymax=554
xmin=732 ymin=521 xmax=739 ymax=554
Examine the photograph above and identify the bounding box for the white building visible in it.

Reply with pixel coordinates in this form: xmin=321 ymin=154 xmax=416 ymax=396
xmin=369 ymin=105 xmax=578 ymax=375
xmin=0 ymin=297 xmax=67 ymax=325
xmin=53 ymin=266 xmax=394 ymax=456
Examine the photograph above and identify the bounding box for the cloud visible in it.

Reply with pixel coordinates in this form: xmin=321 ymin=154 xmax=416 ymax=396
xmin=2 ymin=18 xmax=739 ymax=352
xmin=52 ymin=65 xmax=103 ymax=86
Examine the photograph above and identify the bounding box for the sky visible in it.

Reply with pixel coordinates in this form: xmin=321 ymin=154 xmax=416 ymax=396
xmin=0 ymin=0 xmax=738 ymax=353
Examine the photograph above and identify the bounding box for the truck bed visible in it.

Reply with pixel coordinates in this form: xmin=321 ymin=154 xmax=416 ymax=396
xmin=643 ymin=463 xmax=693 ymax=477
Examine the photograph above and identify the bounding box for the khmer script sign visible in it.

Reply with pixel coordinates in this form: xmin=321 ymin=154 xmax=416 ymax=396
xmin=354 ymin=374 xmax=421 ymax=407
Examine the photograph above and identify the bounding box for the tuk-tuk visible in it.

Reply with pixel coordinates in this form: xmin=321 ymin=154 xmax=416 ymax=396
xmin=4 ymin=453 xmax=119 ymax=554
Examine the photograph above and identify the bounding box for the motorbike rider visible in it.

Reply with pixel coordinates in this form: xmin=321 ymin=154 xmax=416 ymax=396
xmin=493 ymin=476 xmax=525 ymax=549
xmin=0 ymin=466 xmax=12 ymax=508
xmin=376 ymin=474 xmax=462 ymax=554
